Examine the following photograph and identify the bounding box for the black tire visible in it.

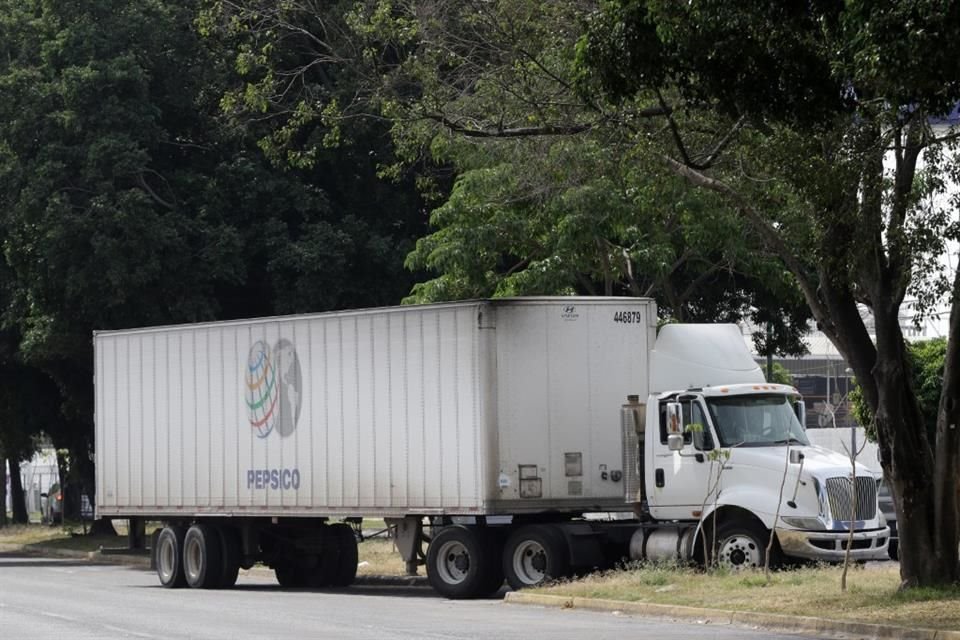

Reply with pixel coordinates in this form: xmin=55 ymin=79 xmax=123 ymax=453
xmin=328 ymin=523 xmax=358 ymax=587
xmin=503 ymin=525 xmax=570 ymax=590
xmin=183 ymin=524 xmax=224 ymax=589
xmin=217 ymin=526 xmax=242 ymax=588
xmin=888 ymin=538 xmax=899 ymax=561
xmin=275 ymin=564 xmax=308 ymax=588
xmin=156 ymin=526 xmax=188 ymax=589
xmin=712 ymin=519 xmax=774 ymax=570
xmin=427 ymin=525 xmax=497 ymax=599
xmin=477 ymin=529 xmax=506 ymax=596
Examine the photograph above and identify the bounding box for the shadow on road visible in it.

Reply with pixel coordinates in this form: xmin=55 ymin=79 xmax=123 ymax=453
xmin=130 ymin=582 xmax=509 ymax=600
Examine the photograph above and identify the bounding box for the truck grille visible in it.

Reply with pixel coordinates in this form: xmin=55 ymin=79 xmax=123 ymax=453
xmin=825 ymin=476 xmax=877 ymax=521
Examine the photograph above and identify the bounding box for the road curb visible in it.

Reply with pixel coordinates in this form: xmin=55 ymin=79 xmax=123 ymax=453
xmin=503 ymin=592 xmax=960 ymax=640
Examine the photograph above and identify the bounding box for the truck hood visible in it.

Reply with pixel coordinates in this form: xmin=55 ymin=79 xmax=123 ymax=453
xmin=728 ymin=444 xmax=877 ymax=480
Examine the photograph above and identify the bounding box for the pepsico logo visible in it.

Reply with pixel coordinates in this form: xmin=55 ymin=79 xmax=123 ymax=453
xmin=245 ymin=339 xmax=302 ymax=439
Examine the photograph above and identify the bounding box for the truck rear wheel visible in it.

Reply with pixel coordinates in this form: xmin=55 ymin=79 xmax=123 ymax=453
xmin=478 ymin=529 xmax=505 ymax=596
xmin=183 ymin=524 xmax=223 ymax=589
xmin=156 ymin=525 xmax=187 ymax=588
xmin=427 ymin=525 xmax=497 ymax=599
xmin=503 ymin=524 xmax=570 ymax=590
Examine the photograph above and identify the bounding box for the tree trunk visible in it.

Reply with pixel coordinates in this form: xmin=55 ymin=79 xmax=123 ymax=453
xmin=7 ymin=455 xmax=28 ymax=525
xmin=872 ymin=304 xmax=955 ymax=587
xmin=0 ymin=453 xmax=7 ymax=527
xmin=933 ymin=267 xmax=960 ymax=582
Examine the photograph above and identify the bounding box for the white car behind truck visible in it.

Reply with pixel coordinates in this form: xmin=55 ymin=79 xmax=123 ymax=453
xmin=94 ymin=297 xmax=889 ymax=599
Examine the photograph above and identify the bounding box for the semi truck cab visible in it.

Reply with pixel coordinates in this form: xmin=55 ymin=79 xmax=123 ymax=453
xmin=624 ymin=324 xmax=890 ymax=567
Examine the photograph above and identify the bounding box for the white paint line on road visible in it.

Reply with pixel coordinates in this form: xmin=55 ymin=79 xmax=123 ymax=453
xmin=102 ymin=624 xmax=159 ymax=639
xmin=38 ymin=610 xmax=79 ymax=623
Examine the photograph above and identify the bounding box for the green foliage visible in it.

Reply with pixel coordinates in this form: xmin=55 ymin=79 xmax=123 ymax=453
xmin=404 ymin=135 xmax=810 ymax=347
xmin=767 ymin=363 xmax=795 ymax=386
xmin=0 ymin=0 xmax=426 ymax=498
xmin=851 ymin=338 xmax=946 ymax=442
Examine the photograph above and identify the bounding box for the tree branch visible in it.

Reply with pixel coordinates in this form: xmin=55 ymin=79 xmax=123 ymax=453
xmin=662 ymin=156 xmax=830 ymax=326
xmin=431 ymin=113 xmax=594 ymax=137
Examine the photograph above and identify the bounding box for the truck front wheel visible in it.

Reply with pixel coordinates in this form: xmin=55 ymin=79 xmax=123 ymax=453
xmin=427 ymin=525 xmax=496 ymax=599
xmin=503 ymin=524 xmax=570 ymax=590
xmin=156 ymin=526 xmax=187 ymax=588
xmin=713 ymin=520 xmax=775 ymax=570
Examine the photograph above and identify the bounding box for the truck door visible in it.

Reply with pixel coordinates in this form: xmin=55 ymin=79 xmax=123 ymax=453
xmin=648 ymin=397 xmax=716 ymax=520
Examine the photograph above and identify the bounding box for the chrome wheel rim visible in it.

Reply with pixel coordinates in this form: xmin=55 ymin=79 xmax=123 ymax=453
xmin=436 ymin=540 xmax=470 ymax=585
xmin=718 ymin=533 xmax=762 ymax=570
xmin=512 ymin=540 xmax=548 ymax=586
xmin=158 ymin=535 xmax=176 ymax=583
xmin=184 ymin=536 xmax=202 ymax=583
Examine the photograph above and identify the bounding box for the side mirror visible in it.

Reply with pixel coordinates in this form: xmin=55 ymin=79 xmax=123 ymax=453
xmin=666 ymin=402 xmax=683 ymax=435
xmin=667 ymin=433 xmax=685 ymax=451
xmin=794 ymin=399 xmax=807 ymax=429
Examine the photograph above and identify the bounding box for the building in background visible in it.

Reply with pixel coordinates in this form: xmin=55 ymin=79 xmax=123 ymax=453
xmin=4 ymin=447 xmax=59 ymax=520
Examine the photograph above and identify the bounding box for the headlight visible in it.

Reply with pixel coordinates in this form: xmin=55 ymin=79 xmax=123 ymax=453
xmin=780 ymin=516 xmax=827 ymax=530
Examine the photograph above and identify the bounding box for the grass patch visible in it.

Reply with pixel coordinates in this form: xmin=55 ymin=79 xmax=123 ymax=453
xmin=535 ymin=563 xmax=960 ymax=631
xmin=357 ymin=537 xmax=409 ymax=576
xmin=0 ymin=523 xmax=124 ymax=552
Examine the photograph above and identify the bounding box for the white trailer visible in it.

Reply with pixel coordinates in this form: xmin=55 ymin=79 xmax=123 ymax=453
xmin=95 ymin=297 xmax=889 ymax=599
xmin=96 ymin=297 xmax=655 ymax=597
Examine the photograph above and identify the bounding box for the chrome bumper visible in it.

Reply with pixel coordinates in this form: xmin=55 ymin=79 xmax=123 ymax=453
xmin=776 ymin=526 xmax=890 ymax=562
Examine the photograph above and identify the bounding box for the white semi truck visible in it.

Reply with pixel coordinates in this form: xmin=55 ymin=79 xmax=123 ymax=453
xmin=94 ymin=297 xmax=889 ymax=599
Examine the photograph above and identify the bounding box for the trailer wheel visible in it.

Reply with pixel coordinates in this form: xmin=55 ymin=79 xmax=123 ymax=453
xmin=156 ymin=526 xmax=188 ymax=588
xmin=713 ymin=520 xmax=772 ymax=570
xmin=275 ymin=564 xmax=307 ymax=588
xmin=427 ymin=525 xmax=495 ymax=599
xmin=503 ymin=524 xmax=570 ymax=590
xmin=183 ymin=524 xmax=224 ymax=589
xmin=217 ymin=526 xmax=242 ymax=588
xmin=328 ymin=523 xmax=358 ymax=587
xmin=478 ymin=529 xmax=506 ymax=596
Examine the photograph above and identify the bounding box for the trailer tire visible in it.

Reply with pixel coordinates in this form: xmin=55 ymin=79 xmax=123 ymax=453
xmin=217 ymin=526 xmax=242 ymax=588
xmin=275 ymin=564 xmax=308 ymax=588
xmin=156 ymin=526 xmax=188 ymax=589
xmin=713 ymin=520 xmax=774 ymax=570
xmin=427 ymin=525 xmax=496 ymax=599
xmin=478 ymin=529 xmax=506 ymax=596
xmin=328 ymin=523 xmax=359 ymax=587
xmin=183 ymin=524 xmax=224 ymax=589
xmin=503 ymin=524 xmax=570 ymax=590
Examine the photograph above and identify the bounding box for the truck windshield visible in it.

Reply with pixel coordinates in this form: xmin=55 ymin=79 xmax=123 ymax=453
xmin=706 ymin=394 xmax=809 ymax=448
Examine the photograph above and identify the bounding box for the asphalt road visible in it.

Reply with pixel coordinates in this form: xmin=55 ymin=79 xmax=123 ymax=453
xmin=0 ymin=553 xmax=827 ymax=640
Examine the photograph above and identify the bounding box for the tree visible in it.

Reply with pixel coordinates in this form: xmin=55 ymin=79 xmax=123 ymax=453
xmin=206 ymin=0 xmax=812 ymax=353
xmin=766 ymin=363 xmax=794 ymax=387
xmin=580 ymin=1 xmax=960 ymax=587
xmin=0 ymin=0 xmax=428 ymax=524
